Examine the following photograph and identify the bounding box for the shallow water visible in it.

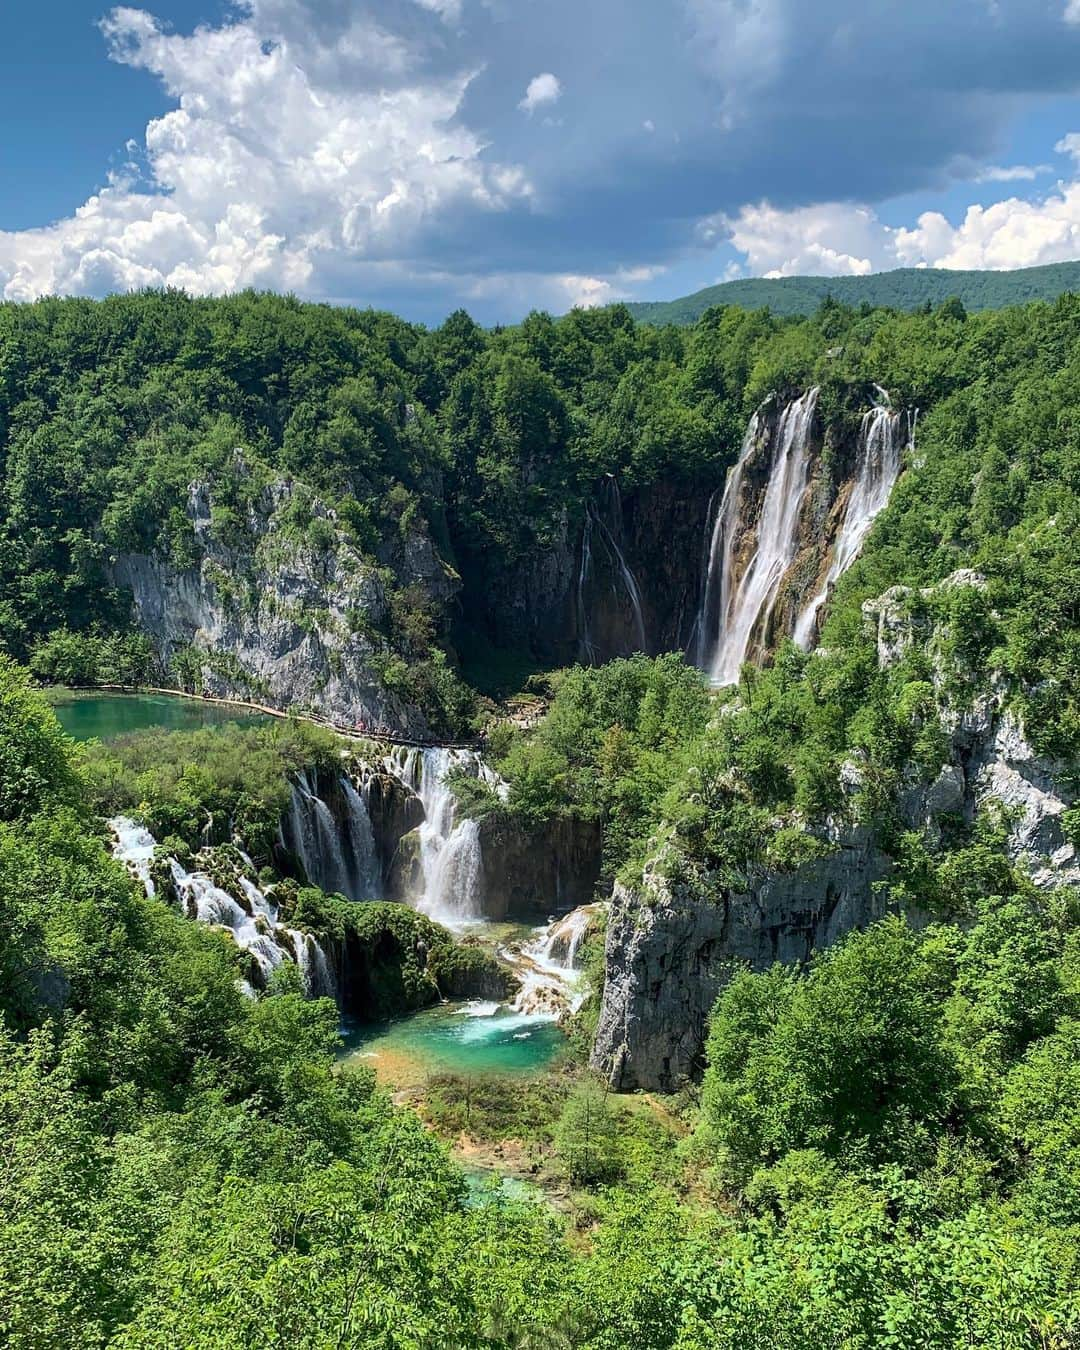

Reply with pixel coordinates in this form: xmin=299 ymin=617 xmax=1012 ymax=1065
xmin=50 ymin=691 xmax=264 ymax=742
xmin=339 ymin=1000 xmax=564 ymax=1086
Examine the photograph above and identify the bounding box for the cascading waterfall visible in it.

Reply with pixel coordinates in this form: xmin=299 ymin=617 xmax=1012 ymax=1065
xmin=696 ymin=388 xmax=820 ymax=686
xmin=793 ymin=395 xmax=908 ymax=650
xmin=507 ymin=903 xmax=601 ymax=1016
xmin=281 ymin=770 xmax=381 ymax=901
xmin=390 ymin=747 xmax=502 ymax=928
xmin=577 ymin=475 xmax=648 ymax=661
xmin=110 ymin=817 xmax=335 ymax=999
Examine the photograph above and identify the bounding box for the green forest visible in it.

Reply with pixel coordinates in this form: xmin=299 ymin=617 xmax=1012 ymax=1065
xmin=1 ymin=286 xmax=1079 ymax=1346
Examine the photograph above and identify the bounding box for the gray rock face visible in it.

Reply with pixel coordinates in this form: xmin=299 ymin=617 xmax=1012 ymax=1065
xmin=111 ymin=474 xmax=457 ymax=736
xmin=591 ymin=824 xmax=894 ymax=1092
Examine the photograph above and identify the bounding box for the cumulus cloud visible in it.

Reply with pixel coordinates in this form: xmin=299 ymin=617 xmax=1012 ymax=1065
xmin=973 ymin=163 xmax=1052 ymax=183
xmin=0 ymin=2 xmax=531 ymax=305
xmin=519 ymin=72 xmax=562 ymax=114
xmin=719 ymin=148 xmax=1080 ymax=278
xmin=716 ymin=201 xmax=890 ymax=277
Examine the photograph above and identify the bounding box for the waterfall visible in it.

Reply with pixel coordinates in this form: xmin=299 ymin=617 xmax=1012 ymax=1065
xmin=409 ymin=747 xmax=488 ymax=927
xmin=696 ymin=389 xmax=819 ymax=686
xmin=577 ymin=476 xmax=648 ymax=661
xmin=793 ymin=399 xmax=906 ymax=650
xmin=340 ymin=776 xmax=381 ymax=899
xmin=506 ymin=903 xmax=601 ymax=1016
xmin=692 ymin=409 xmax=761 ymax=670
xmin=281 ymin=770 xmax=379 ymax=901
xmin=110 ymin=816 xmax=335 ymax=998
xmin=110 ymin=818 xmax=157 ymax=896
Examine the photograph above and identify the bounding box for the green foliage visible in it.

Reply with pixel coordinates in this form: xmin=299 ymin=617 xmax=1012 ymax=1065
xmin=82 ymin=718 xmax=341 ymax=858
xmin=554 ymin=1081 xmax=625 ymax=1185
xmin=29 ymin=629 xmax=154 ymax=687
xmin=0 ymin=656 xmax=80 ymax=821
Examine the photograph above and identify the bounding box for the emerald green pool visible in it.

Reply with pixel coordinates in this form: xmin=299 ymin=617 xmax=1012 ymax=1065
xmin=340 ymin=1002 xmax=564 ymax=1084
xmin=50 ymin=691 xmax=264 ymax=742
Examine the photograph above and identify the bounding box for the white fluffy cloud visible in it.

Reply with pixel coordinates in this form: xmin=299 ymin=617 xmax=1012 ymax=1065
xmin=0 ymin=3 xmax=530 ymax=302
xmin=713 ymin=201 xmax=890 ymax=277
xmin=519 ymin=73 xmax=562 ymax=114
xmin=718 ymin=141 xmax=1080 ymax=278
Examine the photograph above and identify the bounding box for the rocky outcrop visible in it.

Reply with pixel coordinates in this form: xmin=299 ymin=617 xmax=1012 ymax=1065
xmin=867 ymin=570 xmax=1078 ymax=888
xmin=111 ymin=464 xmax=458 ymax=736
xmin=591 ymin=824 xmax=895 ymax=1092
xmin=478 ymin=814 xmax=603 ymax=920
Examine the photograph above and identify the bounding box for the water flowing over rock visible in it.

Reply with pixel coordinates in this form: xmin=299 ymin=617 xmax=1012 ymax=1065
xmin=695 ymin=389 xmax=819 ymax=684
xmin=280 ymin=770 xmax=381 ymax=902
xmin=387 ymin=747 xmax=502 ymax=927
xmin=110 ymin=817 xmax=335 ymax=998
xmin=504 ymin=903 xmax=603 ymax=1017
xmin=692 ymin=387 xmax=913 ymax=681
xmin=577 ymin=476 xmax=649 ymax=662
xmin=793 ymin=397 xmax=907 ymax=649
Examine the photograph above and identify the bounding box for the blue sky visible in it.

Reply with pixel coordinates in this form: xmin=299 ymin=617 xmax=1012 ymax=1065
xmin=4 ymin=0 xmax=1080 ymax=323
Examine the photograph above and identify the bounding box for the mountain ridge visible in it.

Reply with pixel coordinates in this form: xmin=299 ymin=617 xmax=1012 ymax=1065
xmin=626 ymin=259 xmax=1080 ymax=324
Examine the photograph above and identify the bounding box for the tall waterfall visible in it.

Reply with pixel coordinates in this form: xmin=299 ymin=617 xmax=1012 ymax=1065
xmin=390 ymin=747 xmax=500 ymax=928
xmin=696 ymin=388 xmax=819 ymax=686
xmin=110 ymin=817 xmax=335 ymax=999
xmin=340 ymin=776 xmax=382 ymax=898
xmin=577 ymin=475 xmax=648 ymax=661
xmin=793 ymin=398 xmax=907 ymax=650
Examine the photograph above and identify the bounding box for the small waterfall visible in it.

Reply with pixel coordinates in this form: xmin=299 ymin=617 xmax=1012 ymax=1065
xmin=696 ymin=389 xmax=819 ymax=685
xmin=110 ymin=816 xmax=335 ymax=999
xmin=793 ymin=398 xmax=907 ymax=650
xmin=577 ymin=476 xmax=648 ymax=661
xmin=110 ymin=819 xmax=157 ymax=897
xmin=341 ymin=776 xmax=381 ymax=899
xmin=506 ymin=903 xmax=601 ymax=1016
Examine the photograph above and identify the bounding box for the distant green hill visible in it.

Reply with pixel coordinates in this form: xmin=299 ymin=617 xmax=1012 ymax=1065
xmin=626 ymin=260 xmax=1080 ymax=325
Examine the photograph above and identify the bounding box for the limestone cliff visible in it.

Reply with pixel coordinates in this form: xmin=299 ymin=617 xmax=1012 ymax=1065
xmin=111 ymin=466 xmax=457 ymax=736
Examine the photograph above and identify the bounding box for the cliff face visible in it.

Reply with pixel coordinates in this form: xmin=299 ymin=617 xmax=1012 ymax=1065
xmin=111 ymin=471 xmax=457 ymax=736
xmin=592 ymin=572 xmax=1078 ymax=1093
xmin=591 ymin=824 xmax=894 ymax=1092
xmin=478 ymin=813 xmax=603 ymax=920
xmin=466 ymin=476 xmax=713 ymax=667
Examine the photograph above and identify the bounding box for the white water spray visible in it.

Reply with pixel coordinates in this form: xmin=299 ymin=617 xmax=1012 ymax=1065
xmin=110 ymin=816 xmax=335 ymax=998
xmin=793 ymin=399 xmax=907 ymax=649
xmin=696 ymin=388 xmax=819 ymax=685
xmin=389 ymin=747 xmax=500 ymax=928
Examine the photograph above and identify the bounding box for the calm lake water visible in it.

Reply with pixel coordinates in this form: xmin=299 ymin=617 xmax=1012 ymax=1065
xmin=50 ymin=691 xmax=265 ymax=742
xmin=340 ymin=1001 xmax=564 ymax=1084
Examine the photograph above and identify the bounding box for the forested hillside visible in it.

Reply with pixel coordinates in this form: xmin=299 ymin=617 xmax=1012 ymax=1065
xmin=627 ymin=259 xmax=1080 ymax=325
